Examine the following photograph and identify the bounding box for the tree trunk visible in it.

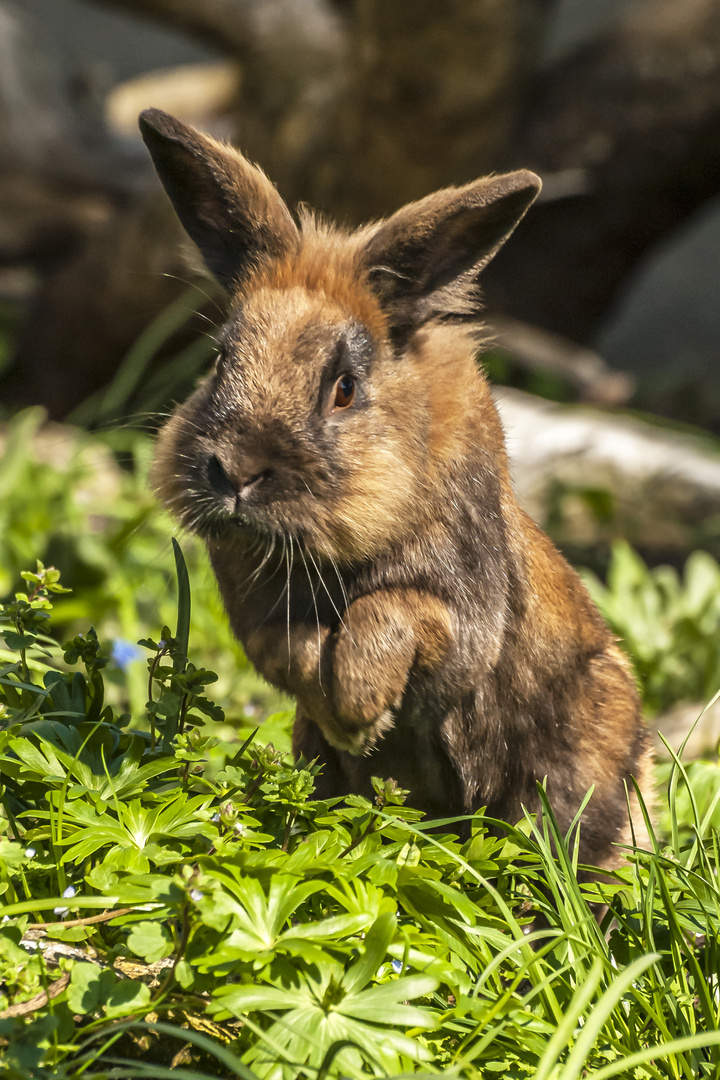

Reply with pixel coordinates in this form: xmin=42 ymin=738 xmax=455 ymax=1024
xmin=483 ymin=0 xmax=720 ymax=342
xmin=314 ymin=0 xmax=552 ymax=222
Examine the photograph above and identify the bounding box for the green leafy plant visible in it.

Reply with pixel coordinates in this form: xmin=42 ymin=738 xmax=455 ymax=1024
xmin=1 ymin=558 xmax=720 ymax=1079
xmin=582 ymin=540 xmax=720 ymax=715
xmin=0 ymin=408 xmax=290 ymax=746
xmin=583 ymin=542 xmax=720 ymax=846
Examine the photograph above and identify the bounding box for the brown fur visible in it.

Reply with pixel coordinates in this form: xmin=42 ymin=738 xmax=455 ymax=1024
xmin=141 ymin=108 xmax=653 ymax=870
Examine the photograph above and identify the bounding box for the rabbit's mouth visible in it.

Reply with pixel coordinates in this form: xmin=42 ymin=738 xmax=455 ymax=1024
xmin=188 ymin=492 xmax=302 ymax=551
xmin=188 ymin=502 xmax=271 ymax=543
xmin=195 ymin=495 xmax=341 ymax=567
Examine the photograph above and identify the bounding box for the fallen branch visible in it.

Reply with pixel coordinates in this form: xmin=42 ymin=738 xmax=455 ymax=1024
xmin=0 ymin=974 xmax=70 ymax=1019
xmin=495 ymin=386 xmax=720 ymax=554
xmin=489 ymin=316 xmax=635 ymax=406
xmin=27 ymin=906 xmax=137 ymax=931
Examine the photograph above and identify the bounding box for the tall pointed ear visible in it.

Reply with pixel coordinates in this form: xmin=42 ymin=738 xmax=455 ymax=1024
xmin=139 ymin=108 xmax=300 ymax=292
xmin=360 ymin=171 xmax=541 ymax=330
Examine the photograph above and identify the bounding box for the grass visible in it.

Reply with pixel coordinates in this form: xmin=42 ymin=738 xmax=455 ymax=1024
xmin=0 ymin=411 xmax=720 ymax=1077
xmin=1 ymin=562 xmax=720 ymax=1079
xmin=0 ymin=407 xmax=292 ymax=751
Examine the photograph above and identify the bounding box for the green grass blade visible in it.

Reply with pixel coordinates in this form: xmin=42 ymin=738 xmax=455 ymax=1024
xmin=558 ymin=953 xmax=659 ymax=1080
xmin=134 ymin=1021 xmax=260 ymax=1079
xmin=532 ymin=958 xmax=606 ymax=1080
xmin=162 ymin=537 xmax=191 ymax=749
xmin=172 ymin=538 xmax=191 ymax=675
xmin=590 ymin=1031 xmax=720 ymax=1080
xmin=660 ymin=732 xmax=704 ymax=866
xmin=94 ymin=285 xmax=209 ymax=421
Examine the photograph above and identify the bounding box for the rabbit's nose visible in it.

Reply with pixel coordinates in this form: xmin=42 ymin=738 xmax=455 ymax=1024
xmin=207 ymin=454 xmax=272 ymax=499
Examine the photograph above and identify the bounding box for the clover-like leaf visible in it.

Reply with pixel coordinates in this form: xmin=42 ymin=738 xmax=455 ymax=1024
xmin=104 ymin=979 xmax=151 ymax=1018
xmin=127 ymin=920 xmax=174 ymax=963
xmin=67 ymin=963 xmax=116 ymax=1015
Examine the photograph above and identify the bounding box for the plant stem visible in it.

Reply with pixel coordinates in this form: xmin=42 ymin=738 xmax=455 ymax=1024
xmin=282 ymin=809 xmax=296 ymax=852
xmin=147 ymin=642 xmax=170 ymax=751
xmin=241 ymin=769 xmax=265 ymax=803
xmin=152 ymin=904 xmax=191 ymax=1003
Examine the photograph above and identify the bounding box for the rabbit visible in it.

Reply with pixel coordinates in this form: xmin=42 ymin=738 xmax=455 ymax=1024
xmin=140 ymin=108 xmax=653 ymax=869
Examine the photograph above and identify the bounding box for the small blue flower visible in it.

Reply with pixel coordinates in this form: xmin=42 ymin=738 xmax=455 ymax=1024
xmin=391 ymin=959 xmax=403 ymax=975
xmin=53 ymin=885 xmax=76 ymax=917
xmin=190 ymin=889 xmax=204 ymax=902
xmin=111 ymin=639 xmax=143 ymax=671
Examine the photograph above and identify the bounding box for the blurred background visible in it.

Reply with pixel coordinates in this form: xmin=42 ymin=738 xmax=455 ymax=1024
xmin=2 ymin=0 xmax=720 ymax=783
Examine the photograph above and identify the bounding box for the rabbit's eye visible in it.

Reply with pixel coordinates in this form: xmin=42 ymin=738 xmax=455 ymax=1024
xmin=333 ymin=374 xmax=356 ymax=410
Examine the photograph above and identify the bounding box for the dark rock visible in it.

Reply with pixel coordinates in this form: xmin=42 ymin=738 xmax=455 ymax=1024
xmin=596 ymin=196 xmax=720 ymax=429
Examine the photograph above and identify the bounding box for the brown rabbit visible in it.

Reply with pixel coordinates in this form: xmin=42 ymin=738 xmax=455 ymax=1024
xmin=141 ymin=108 xmax=653 ymax=869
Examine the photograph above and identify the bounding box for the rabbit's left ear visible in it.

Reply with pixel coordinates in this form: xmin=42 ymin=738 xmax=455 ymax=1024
xmin=360 ymin=170 xmax=541 ymax=331
xmin=139 ymin=108 xmax=300 ymax=293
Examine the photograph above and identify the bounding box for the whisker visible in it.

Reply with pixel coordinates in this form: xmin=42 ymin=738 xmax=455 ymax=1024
xmin=328 ymin=552 xmax=351 ymax=612
xmin=240 ymin=534 xmax=278 ymax=597
xmin=156 ymin=272 xmax=227 ymax=321
xmin=306 ymin=546 xmax=348 ymax=634
xmin=258 ymin=534 xmax=290 ymax=627
xmin=298 ymin=542 xmax=325 ymax=691
xmin=285 ymin=535 xmax=294 ymax=677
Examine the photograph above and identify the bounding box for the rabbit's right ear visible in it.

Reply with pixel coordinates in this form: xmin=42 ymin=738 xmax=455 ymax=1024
xmin=139 ymin=109 xmax=300 ymax=292
xmin=360 ymin=171 xmax=541 ymax=334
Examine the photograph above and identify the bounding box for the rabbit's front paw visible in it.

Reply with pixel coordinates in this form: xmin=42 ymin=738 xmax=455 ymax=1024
xmin=322 ymin=592 xmax=421 ymax=753
xmin=316 ymin=705 xmax=397 ymax=755
xmin=302 ymin=589 xmax=452 ymax=755
xmin=336 ymin=603 xmax=414 ymax=708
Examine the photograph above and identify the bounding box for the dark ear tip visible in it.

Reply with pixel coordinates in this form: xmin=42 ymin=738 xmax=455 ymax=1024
xmin=138 ymin=107 xmax=185 ymax=143
xmin=138 ymin=107 xmax=166 ymax=131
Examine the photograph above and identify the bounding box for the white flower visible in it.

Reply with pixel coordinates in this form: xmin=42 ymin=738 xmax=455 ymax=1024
xmin=53 ymin=885 xmax=76 ymax=916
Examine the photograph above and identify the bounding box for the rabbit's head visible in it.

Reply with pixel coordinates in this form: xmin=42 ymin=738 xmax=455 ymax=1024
xmin=141 ymin=109 xmax=540 ymax=563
